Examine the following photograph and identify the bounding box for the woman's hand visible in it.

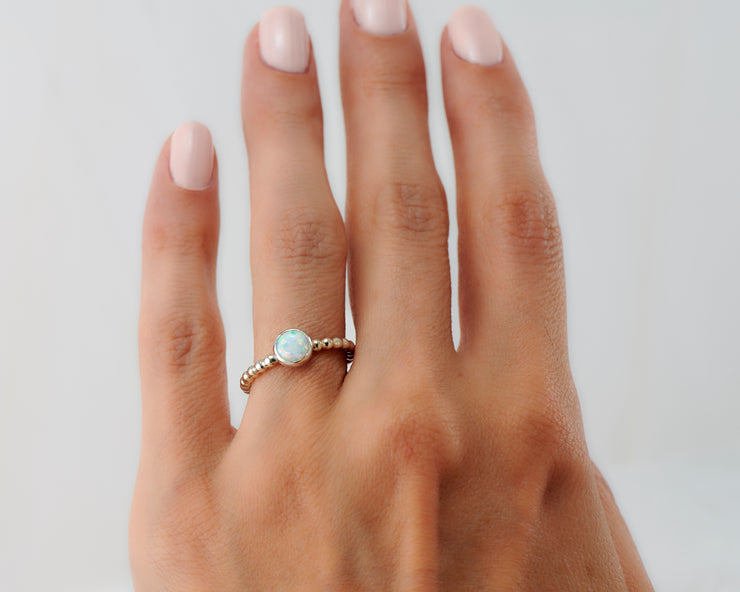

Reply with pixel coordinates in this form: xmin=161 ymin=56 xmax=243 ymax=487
xmin=130 ymin=1 xmax=653 ymax=589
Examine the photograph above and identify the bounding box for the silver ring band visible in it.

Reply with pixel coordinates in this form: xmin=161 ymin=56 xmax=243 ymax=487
xmin=240 ymin=329 xmax=355 ymax=394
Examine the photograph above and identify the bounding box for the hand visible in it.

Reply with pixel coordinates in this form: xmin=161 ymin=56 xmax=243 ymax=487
xmin=130 ymin=1 xmax=653 ymax=590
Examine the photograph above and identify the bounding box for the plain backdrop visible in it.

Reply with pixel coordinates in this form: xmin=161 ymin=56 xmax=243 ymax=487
xmin=1 ymin=0 xmax=739 ymax=590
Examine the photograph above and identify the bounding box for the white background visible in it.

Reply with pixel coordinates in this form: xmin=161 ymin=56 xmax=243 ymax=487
xmin=1 ymin=0 xmax=739 ymax=589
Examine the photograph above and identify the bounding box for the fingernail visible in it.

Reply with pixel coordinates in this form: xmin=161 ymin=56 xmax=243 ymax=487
xmin=169 ymin=121 xmax=214 ymax=190
xmin=351 ymin=0 xmax=407 ymax=35
xmin=448 ymin=6 xmax=503 ymax=66
xmin=259 ymin=6 xmax=310 ymax=73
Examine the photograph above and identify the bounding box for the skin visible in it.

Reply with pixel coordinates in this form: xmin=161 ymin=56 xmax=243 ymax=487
xmin=130 ymin=1 xmax=655 ymax=590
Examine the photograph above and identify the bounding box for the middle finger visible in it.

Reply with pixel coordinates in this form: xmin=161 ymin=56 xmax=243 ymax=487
xmin=340 ymin=0 xmax=453 ymax=358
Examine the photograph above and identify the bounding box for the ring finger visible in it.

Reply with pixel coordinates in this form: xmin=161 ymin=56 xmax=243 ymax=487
xmin=239 ymin=7 xmax=347 ymax=427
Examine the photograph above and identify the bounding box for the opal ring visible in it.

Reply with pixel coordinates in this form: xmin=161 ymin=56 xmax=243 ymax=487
xmin=240 ymin=329 xmax=355 ymax=394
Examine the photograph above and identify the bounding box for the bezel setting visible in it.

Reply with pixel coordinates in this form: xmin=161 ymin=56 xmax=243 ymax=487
xmin=273 ymin=328 xmax=313 ymax=366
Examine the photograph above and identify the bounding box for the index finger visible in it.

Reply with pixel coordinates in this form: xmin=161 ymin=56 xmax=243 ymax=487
xmin=138 ymin=122 xmax=232 ymax=479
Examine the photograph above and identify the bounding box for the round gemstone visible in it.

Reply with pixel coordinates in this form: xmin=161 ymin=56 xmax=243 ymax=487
xmin=273 ymin=329 xmax=313 ymax=365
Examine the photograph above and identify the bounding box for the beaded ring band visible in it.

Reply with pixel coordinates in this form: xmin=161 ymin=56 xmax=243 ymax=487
xmin=240 ymin=328 xmax=355 ymax=394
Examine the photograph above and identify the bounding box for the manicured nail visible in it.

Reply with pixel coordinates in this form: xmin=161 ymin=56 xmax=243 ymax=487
xmin=448 ymin=6 xmax=503 ymax=66
xmin=259 ymin=6 xmax=310 ymax=73
xmin=169 ymin=122 xmax=214 ymax=190
xmin=351 ymin=0 xmax=407 ymax=35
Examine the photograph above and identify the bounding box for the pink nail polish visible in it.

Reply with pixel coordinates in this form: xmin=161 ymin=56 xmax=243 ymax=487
xmin=259 ymin=6 xmax=310 ymax=73
xmin=351 ymin=0 xmax=407 ymax=36
xmin=169 ymin=122 xmax=214 ymax=190
xmin=448 ymin=6 xmax=503 ymax=66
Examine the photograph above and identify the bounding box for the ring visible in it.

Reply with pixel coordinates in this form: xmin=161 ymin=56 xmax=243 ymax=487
xmin=240 ymin=329 xmax=355 ymax=394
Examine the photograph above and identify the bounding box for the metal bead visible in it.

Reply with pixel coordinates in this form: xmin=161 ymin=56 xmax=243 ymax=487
xmin=312 ymin=340 xmax=321 ymax=350
xmin=240 ymin=375 xmax=251 ymax=394
xmin=247 ymin=367 xmax=257 ymax=377
xmin=322 ymin=338 xmax=332 ymax=348
xmin=332 ymin=337 xmax=342 ymax=348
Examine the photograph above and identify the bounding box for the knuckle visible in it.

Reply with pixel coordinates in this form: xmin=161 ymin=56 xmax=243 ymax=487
xmin=148 ymin=308 xmax=226 ymax=373
xmin=490 ymin=185 xmax=562 ymax=260
xmin=365 ymin=378 xmax=464 ymax=474
xmin=495 ymin=393 xmax=589 ymax=514
xmin=384 ymin=408 xmax=458 ymax=473
xmin=373 ymin=179 xmax=448 ymax=242
xmin=476 ymin=88 xmax=535 ymax=130
xmin=448 ymin=85 xmax=536 ymax=139
xmin=144 ymin=218 xmax=216 ymax=261
xmin=359 ymin=54 xmax=427 ymax=100
xmin=386 ymin=406 xmax=442 ymax=467
xmin=447 ymin=88 xmax=538 ymax=160
xmin=261 ymin=206 xmax=346 ymax=271
xmin=541 ymin=453 xmax=593 ymax=508
xmin=502 ymin=388 xmax=582 ymax=469
xmin=259 ymin=95 xmax=323 ymax=130
xmin=510 ymin=406 xmax=565 ymax=458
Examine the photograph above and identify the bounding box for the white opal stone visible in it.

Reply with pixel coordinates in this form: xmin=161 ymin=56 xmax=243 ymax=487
xmin=274 ymin=329 xmax=312 ymax=365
